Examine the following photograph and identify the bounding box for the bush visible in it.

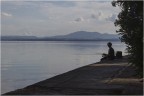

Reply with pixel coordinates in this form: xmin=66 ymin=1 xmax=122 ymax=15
xmin=112 ymin=1 xmax=143 ymax=77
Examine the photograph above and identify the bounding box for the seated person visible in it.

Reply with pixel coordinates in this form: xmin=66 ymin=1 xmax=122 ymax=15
xmin=101 ymin=42 xmax=115 ymax=61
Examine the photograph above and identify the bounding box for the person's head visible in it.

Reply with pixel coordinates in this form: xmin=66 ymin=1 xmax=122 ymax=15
xmin=107 ymin=42 xmax=112 ymax=48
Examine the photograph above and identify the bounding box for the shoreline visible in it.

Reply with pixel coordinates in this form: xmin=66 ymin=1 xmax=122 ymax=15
xmin=3 ymin=56 xmax=143 ymax=95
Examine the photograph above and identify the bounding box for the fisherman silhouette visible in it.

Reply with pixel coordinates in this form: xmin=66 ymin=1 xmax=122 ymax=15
xmin=101 ymin=42 xmax=115 ymax=61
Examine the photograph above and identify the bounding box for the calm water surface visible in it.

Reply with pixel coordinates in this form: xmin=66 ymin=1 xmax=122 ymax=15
xmin=1 ymin=41 xmax=126 ymax=94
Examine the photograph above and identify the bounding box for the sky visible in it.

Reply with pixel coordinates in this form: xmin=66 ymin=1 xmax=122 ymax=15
xmin=1 ymin=0 xmax=121 ymax=37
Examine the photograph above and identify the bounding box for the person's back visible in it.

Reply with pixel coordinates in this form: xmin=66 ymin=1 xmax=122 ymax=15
xmin=108 ymin=46 xmax=115 ymax=60
xmin=101 ymin=42 xmax=115 ymax=61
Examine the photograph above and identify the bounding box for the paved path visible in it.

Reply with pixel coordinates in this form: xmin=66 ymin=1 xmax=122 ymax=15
xmin=4 ymin=57 xmax=143 ymax=95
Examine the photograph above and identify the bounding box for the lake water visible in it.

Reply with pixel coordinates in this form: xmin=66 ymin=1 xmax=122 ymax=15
xmin=1 ymin=41 xmax=126 ymax=94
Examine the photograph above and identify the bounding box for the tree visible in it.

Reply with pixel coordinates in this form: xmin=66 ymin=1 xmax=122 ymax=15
xmin=112 ymin=1 xmax=143 ymax=77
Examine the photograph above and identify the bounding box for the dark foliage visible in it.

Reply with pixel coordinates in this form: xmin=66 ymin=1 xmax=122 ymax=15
xmin=112 ymin=1 xmax=143 ymax=77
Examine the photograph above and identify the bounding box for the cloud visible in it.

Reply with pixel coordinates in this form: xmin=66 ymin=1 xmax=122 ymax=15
xmin=90 ymin=12 xmax=107 ymax=21
xmin=44 ymin=1 xmax=76 ymax=7
xmin=1 ymin=12 xmax=12 ymax=17
xmin=1 ymin=1 xmax=120 ymax=36
xmin=91 ymin=14 xmax=97 ymax=19
xmin=106 ymin=14 xmax=117 ymax=22
xmin=74 ymin=17 xmax=84 ymax=22
xmin=90 ymin=12 xmax=118 ymax=22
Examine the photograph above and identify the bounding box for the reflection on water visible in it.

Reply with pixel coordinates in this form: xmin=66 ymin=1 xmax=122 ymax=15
xmin=1 ymin=41 xmax=126 ymax=94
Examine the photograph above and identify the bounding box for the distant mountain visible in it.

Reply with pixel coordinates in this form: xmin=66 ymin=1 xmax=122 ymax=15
xmin=1 ymin=31 xmax=120 ymax=41
xmin=1 ymin=36 xmax=38 ymax=41
xmin=49 ymin=31 xmax=119 ymax=40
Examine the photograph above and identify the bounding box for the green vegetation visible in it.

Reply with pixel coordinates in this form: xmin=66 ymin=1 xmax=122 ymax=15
xmin=112 ymin=1 xmax=143 ymax=77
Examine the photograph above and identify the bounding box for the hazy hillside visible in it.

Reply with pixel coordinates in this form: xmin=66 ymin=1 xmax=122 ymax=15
xmin=49 ymin=31 xmax=119 ymax=40
xmin=1 ymin=31 xmax=120 ymax=41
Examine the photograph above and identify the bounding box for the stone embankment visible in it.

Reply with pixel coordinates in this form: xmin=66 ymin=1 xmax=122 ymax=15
xmin=3 ymin=56 xmax=143 ymax=95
